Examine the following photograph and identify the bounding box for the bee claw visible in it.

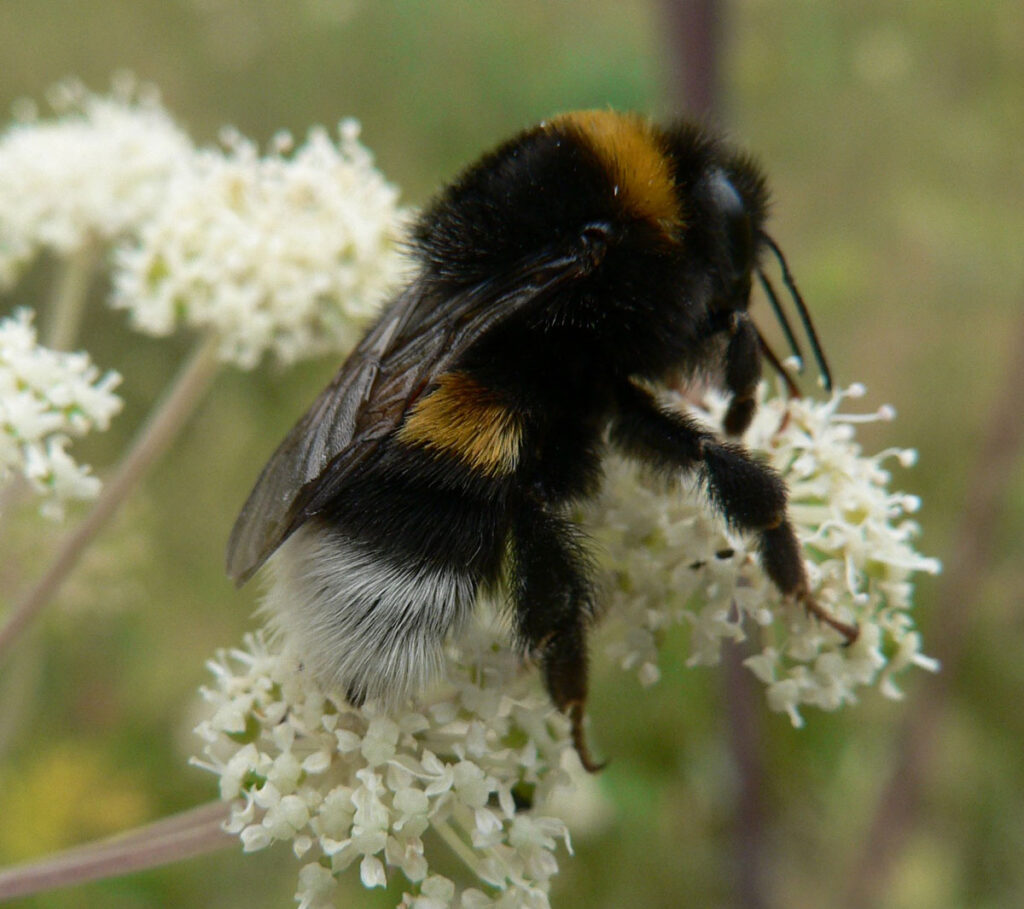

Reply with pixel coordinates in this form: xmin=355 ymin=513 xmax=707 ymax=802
xmin=799 ymin=592 xmax=859 ymax=644
xmin=566 ymin=701 xmax=607 ymax=773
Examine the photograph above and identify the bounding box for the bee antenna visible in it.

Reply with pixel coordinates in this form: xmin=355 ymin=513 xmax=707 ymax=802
xmin=756 ymin=328 xmax=802 ymax=399
xmin=755 ymin=267 xmax=804 ymax=372
xmin=760 ymin=233 xmax=833 ymax=391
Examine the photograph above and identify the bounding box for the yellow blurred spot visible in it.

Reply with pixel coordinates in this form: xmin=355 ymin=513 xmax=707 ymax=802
xmin=0 ymin=741 xmax=151 ymax=862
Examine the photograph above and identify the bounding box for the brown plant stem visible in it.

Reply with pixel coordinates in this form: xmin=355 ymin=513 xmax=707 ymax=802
xmin=661 ymin=0 xmax=723 ymax=120
xmin=841 ymin=307 xmax=1024 ymax=909
xmin=723 ymin=642 xmax=770 ymax=909
xmin=0 ymin=801 xmax=234 ymax=901
xmin=663 ymin=5 xmax=773 ymax=904
xmin=0 ymin=335 xmax=221 ymax=662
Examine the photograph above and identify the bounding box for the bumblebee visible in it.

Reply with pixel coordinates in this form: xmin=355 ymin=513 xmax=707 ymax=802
xmin=227 ymin=110 xmax=855 ymax=770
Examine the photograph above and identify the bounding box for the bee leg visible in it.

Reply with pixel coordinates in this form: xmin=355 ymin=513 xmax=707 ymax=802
xmin=510 ymin=504 xmax=606 ymax=772
xmin=722 ymin=311 xmax=762 ymax=437
xmin=612 ymin=381 xmax=858 ymax=643
xmin=757 ymin=521 xmax=859 ymax=641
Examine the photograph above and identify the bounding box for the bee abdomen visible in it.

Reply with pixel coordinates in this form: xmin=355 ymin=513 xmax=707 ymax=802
xmin=262 ymin=521 xmax=477 ymax=706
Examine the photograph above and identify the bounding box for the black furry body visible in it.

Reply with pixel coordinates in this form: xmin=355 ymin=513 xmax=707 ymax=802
xmin=228 ymin=112 xmax=848 ymax=768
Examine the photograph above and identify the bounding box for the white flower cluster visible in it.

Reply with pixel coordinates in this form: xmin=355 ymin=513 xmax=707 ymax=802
xmin=0 ymin=76 xmax=193 ymax=287
xmin=193 ymin=627 xmax=574 ymax=909
xmin=0 ymin=309 xmax=122 ymax=518
xmin=194 ymin=383 xmax=939 ymax=903
xmin=592 ymin=383 xmax=941 ymax=726
xmin=1 ymin=79 xmax=406 ymax=370
xmin=112 ymin=121 xmax=406 ymax=369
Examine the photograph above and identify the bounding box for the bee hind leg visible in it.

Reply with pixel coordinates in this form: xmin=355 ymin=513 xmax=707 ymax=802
xmin=509 ymin=503 xmax=606 ymax=772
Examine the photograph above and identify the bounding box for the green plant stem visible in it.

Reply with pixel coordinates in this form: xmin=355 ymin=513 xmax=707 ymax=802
xmin=0 ymin=801 xmax=234 ymax=900
xmin=433 ymin=818 xmax=490 ymax=882
xmin=46 ymin=236 xmax=101 ymax=351
xmin=0 ymin=476 xmax=28 ymax=538
xmin=0 ymin=335 xmax=222 ymax=663
xmin=0 ymin=636 xmax=44 ymax=759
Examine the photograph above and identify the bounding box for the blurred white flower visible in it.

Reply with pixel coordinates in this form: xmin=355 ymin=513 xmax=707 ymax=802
xmin=0 ymin=76 xmax=193 ymax=286
xmin=593 ymin=382 xmax=941 ymax=726
xmin=0 ymin=309 xmax=122 ymax=518
xmin=193 ymin=626 xmax=574 ymax=909
xmin=113 ymin=120 xmax=407 ymax=369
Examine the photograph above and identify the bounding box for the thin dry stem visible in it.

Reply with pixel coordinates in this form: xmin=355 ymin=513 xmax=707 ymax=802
xmin=0 ymin=801 xmax=233 ymax=900
xmin=723 ymin=642 xmax=770 ymax=909
xmin=0 ymin=335 xmax=221 ymax=662
xmin=841 ymin=306 xmax=1024 ymax=908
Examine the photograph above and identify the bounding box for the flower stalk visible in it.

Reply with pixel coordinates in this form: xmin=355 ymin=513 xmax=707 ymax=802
xmin=45 ymin=233 xmax=101 ymax=351
xmin=0 ymin=334 xmax=220 ymax=660
xmin=0 ymin=801 xmax=233 ymax=901
xmin=841 ymin=306 xmax=1024 ymax=909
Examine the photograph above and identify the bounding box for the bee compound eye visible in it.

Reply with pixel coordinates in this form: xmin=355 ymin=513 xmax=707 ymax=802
xmin=708 ymin=169 xmax=744 ymax=219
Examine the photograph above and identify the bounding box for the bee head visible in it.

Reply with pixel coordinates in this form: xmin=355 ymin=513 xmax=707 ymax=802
xmin=706 ymin=167 xmax=759 ymax=311
xmin=697 ymin=148 xmax=832 ymax=391
xmin=413 ymin=112 xmax=828 ymax=386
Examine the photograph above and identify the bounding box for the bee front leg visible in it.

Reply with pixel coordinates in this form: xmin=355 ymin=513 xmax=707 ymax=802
xmin=611 ymin=380 xmax=858 ymax=643
xmin=722 ymin=311 xmax=762 ymax=437
xmin=509 ymin=503 xmax=605 ymax=772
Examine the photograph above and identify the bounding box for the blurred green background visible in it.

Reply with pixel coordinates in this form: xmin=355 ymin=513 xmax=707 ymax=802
xmin=1 ymin=1 xmax=1022 ymax=907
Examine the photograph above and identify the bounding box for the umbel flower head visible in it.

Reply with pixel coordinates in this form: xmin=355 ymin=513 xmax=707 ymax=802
xmin=1 ymin=79 xmax=405 ymax=371
xmin=195 ymin=381 xmax=937 ymax=907
xmin=594 ymin=382 xmax=941 ymax=725
xmin=0 ymin=309 xmax=122 ymax=519
xmin=112 ymin=121 xmax=407 ymax=369
xmin=0 ymin=75 xmax=193 ymax=286
xmin=194 ymin=625 xmax=574 ymax=909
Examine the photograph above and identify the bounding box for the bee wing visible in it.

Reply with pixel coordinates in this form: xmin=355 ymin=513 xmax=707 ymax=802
xmin=226 ymin=251 xmax=588 ymax=585
xmin=225 ymin=299 xmax=405 ymax=586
